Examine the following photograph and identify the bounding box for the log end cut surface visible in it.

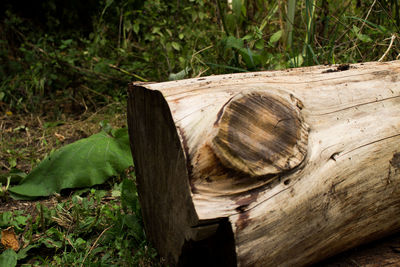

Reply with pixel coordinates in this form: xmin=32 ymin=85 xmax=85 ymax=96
xmin=127 ymin=84 xmax=237 ymax=266
xmin=127 ymin=85 xmax=199 ymax=264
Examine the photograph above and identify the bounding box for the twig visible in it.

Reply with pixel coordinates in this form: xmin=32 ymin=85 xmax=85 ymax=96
xmin=360 ymin=0 xmax=377 ymax=32
xmin=80 ymin=225 xmax=112 ymax=267
xmin=80 ymin=84 xmax=111 ymax=99
xmin=191 ymin=45 xmax=213 ymax=59
xmin=65 ymin=235 xmax=77 ymax=252
xmin=0 ymin=161 xmax=10 ymax=171
xmin=190 ymin=45 xmax=213 ymax=73
xmin=378 ymin=34 xmax=396 ymax=62
xmin=108 ymin=63 xmax=148 ymax=82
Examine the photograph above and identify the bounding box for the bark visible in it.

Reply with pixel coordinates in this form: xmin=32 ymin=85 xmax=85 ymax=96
xmin=127 ymin=61 xmax=400 ymax=266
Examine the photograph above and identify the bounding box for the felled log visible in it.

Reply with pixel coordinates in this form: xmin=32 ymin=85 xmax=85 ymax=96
xmin=127 ymin=61 xmax=400 ymax=266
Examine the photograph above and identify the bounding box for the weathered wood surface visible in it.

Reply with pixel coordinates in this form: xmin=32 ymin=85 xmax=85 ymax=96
xmin=318 ymin=232 xmax=400 ymax=266
xmin=127 ymin=61 xmax=400 ymax=266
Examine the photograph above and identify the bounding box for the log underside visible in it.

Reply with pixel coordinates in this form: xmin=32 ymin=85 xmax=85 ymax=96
xmin=127 ymin=61 xmax=400 ymax=266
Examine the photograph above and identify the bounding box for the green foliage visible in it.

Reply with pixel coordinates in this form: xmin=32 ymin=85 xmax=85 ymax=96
xmin=0 ymin=176 xmax=157 ymax=266
xmin=0 ymin=249 xmax=17 ymax=267
xmin=1 ymin=0 xmax=400 ymax=113
xmin=9 ymin=128 xmax=132 ymax=199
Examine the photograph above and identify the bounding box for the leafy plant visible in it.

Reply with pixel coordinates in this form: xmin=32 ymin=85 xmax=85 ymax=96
xmin=1 ymin=171 xmax=157 ymax=266
xmin=9 ymin=127 xmax=132 ymax=199
xmin=0 ymin=249 xmax=17 ymax=267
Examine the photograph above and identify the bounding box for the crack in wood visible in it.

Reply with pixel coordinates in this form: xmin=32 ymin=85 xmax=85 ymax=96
xmin=314 ymin=95 xmax=400 ymax=116
xmin=339 ymin=133 xmax=400 ymax=158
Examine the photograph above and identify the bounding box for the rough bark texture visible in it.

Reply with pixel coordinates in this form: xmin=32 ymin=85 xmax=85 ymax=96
xmin=127 ymin=61 xmax=400 ymax=266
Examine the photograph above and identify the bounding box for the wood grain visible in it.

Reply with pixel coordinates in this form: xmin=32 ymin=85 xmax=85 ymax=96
xmin=127 ymin=60 xmax=400 ymax=266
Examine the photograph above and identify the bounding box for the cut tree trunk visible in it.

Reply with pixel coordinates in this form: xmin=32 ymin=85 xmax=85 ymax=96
xmin=127 ymin=61 xmax=400 ymax=267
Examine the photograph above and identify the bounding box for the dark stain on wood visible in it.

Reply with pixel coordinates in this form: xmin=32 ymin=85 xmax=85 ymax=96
xmin=337 ymin=64 xmax=350 ymax=71
xmin=322 ymin=64 xmax=350 ymax=73
xmin=234 ymin=188 xmax=260 ymax=207
xmin=290 ymin=93 xmax=305 ymax=110
xmin=235 ymin=204 xmax=249 ymax=213
xmin=235 ymin=210 xmax=250 ymax=232
xmin=390 ymin=153 xmax=400 ymax=169
xmin=214 ymin=95 xmax=235 ymax=127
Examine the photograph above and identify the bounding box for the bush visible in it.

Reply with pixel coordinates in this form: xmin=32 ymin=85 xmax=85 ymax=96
xmin=0 ymin=0 xmax=399 ymax=115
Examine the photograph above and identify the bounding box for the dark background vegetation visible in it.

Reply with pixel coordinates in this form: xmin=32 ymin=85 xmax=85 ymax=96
xmin=1 ymin=0 xmax=399 ymax=116
xmin=0 ymin=0 xmax=400 ymax=266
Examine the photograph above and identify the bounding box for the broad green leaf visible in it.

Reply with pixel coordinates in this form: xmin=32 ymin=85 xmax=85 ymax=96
xmin=225 ymin=35 xmax=244 ymax=50
xmin=269 ymin=30 xmax=282 ymax=44
xmin=352 ymin=25 xmax=372 ymax=43
xmin=347 ymin=16 xmax=388 ymax=34
xmin=0 ymin=212 xmax=12 ymax=227
xmin=198 ymin=11 xmax=205 ymax=20
xmin=0 ymin=249 xmax=17 ymax=267
xmin=255 ymin=39 xmax=264 ymax=50
xmin=9 ymin=128 xmax=133 ymax=199
xmin=168 ymin=67 xmax=190 ymax=81
xmin=151 ymin=27 xmax=162 ymax=36
xmin=59 ymin=39 xmax=73 ymax=50
xmin=171 ymin=42 xmax=181 ymax=51
xmin=242 ymin=34 xmax=253 ymax=41
xmin=8 ymin=158 xmax=17 ymax=169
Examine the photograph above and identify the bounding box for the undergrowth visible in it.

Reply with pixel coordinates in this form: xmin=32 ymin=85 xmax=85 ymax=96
xmin=1 ymin=0 xmax=400 ymax=266
xmin=0 ymin=173 xmax=160 ymax=266
xmin=1 ymin=0 xmax=399 ymax=114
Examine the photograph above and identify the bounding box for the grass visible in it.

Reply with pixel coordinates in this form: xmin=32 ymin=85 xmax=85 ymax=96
xmin=1 ymin=181 xmax=158 ymax=266
xmin=0 ymin=103 xmax=162 ymax=266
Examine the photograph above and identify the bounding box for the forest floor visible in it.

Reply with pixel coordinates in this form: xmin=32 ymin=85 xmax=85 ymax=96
xmin=0 ymin=104 xmax=162 ymax=266
xmin=0 ymin=103 xmax=129 ymax=216
xmin=0 ymin=104 xmax=123 ymax=219
xmin=1 ymin=105 xmax=400 ymax=266
xmin=0 ymin=102 xmax=128 ymax=178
